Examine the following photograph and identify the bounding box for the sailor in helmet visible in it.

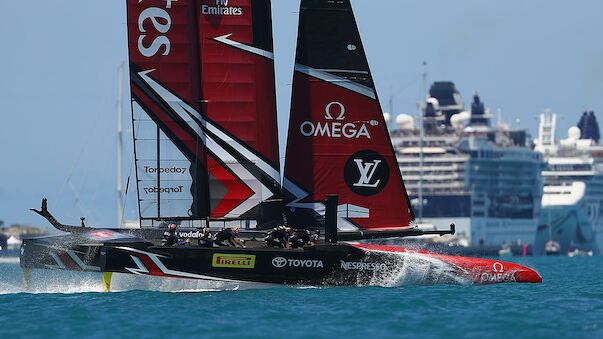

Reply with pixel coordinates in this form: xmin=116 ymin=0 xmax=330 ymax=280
xmin=213 ymin=227 xmax=245 ymax=248
xmin=290 ymin=229 xmax=315 ymax=249
xmin=264 ymin=226 xmax=293 ymax=248
xmin=162 ymin=222 xmax=182 ymax=246
xmin=198 ymin=222 xmax=213 ymax=247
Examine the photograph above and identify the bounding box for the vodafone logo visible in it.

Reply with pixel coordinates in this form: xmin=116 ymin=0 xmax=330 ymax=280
xmin=300 ymin=102 xmax=378 ymax=139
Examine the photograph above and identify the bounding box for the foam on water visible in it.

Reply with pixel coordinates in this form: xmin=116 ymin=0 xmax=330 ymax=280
xmin=109 ymin=273 xmax=272 ymax=293
xmin=360 ymin=250 xmax=471 ymax=287
xmin=0 ymin=262 xmax=271 ymax=295
xmin=0 ymin=269 xmax=102 ymax=295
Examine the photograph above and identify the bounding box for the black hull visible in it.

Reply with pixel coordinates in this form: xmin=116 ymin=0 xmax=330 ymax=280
xmin=104 ymin=244 xmax=375 ymax=286
xmin=20 ymin=229 xmax=543 ymax=286
xmin=20 ymin=235 xmax=400 ymax=286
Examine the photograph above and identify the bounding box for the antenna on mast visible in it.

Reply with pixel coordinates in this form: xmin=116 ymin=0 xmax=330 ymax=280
xmin=117 ymin=62 xmax=125 ymax=228
xmin=418 ymin=61 xmax=427 ymax=223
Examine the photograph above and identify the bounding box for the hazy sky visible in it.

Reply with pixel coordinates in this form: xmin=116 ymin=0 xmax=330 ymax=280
xmin=1 ymin=0 xmax=602 ymax=227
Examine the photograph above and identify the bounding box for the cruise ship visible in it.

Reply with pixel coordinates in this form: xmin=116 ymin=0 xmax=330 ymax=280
xmin=534 ymin=110 xmax=603 ymax=255
xmin=390 ymin=82 xmax=543 ymax=249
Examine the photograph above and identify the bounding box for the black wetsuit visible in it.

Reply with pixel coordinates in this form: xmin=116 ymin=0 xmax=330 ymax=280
xmin=290 ymin=230 xmax=311 ymax=249
xmin=198 ymin=227 xmax=213 ymax=247
xmin=265 ymin=228 xmax=289 ymax=248
xmin=162 ymin=230 xmax=179 ymax=246
xmin=214 ymin=228 xmax=237 ymax=247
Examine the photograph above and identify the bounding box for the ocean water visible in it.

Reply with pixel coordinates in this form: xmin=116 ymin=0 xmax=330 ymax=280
xmin=0 ymin=256 xmax=602 ymax=339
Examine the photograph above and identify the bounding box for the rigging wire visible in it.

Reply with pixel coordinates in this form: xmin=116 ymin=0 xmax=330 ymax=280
xmin=120 ymin=149 xmax=135 ymax=227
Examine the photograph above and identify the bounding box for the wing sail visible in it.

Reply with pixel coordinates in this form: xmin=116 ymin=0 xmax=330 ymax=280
xmin=126 ymin=0 xmax=281 ymax=225
xmin=283 ymin=0 xmax=415 ymax=231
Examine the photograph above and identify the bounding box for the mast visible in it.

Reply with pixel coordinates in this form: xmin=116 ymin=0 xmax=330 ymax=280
xmin=116 ymin=62 xmax=124 ymax=228
xmin=418 ymin=62 xmax=427 ymax=223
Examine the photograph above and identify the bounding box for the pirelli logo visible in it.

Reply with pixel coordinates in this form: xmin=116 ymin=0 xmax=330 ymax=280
xmin=212 ymin=253 xmax=256 ymax=269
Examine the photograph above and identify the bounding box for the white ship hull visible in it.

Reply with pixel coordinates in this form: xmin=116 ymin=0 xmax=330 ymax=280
xmin=535 ymin=182 xmax=601 ymax=255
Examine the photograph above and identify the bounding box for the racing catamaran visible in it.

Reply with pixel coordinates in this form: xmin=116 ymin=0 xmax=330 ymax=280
xmin=20 ymin=0 xmax=541 ymax=290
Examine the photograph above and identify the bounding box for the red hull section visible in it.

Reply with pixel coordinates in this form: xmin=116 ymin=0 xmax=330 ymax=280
xmin=353 ymin=244 xmax=542 ymax=284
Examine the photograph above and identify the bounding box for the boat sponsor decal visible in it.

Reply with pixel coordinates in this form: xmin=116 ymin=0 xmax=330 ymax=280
xmin=143 ymin=186 xmax=184 ymax=195
xmin=344 ymin=150 xmax=389 ymax=196
xmin=271 ymin=257 xmax=287 ymax=268
xmin=212 ymin=253 xmax=256 ymax=269
xmin=271 ymin=257 xmax=324 ymax=269
xmin=479 ymin=262 xmax=516 ymax=283
xmin=177 ymin=231 xmax=203 ymax=239
xmin=136 ymin=0 xmax=174 ymax=58
xmin=299 ymin=102 xmax=377 ymax=139
xmin=201 ymin=0 xmax=243 ymax=16
xmin=144 ymin=166 xmax=187 ymax=174
xmin=340 ymin=260 xmax=387 ymax=271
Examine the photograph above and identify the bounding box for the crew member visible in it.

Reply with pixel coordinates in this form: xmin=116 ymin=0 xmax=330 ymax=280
xmin=214 ymin=227 xmax=244 ymax=248
xmin=290 ymin=229 xmax=313 ymax=249
xmin=265 ymin=226 xmax=292 ymax=248
xmin=162 ymin=223 xmax=180 ymax=246
xmin=198 ymin=225 xmax=213 ymax=247
xmin=310 ymin=230 xmax=320 ymax=245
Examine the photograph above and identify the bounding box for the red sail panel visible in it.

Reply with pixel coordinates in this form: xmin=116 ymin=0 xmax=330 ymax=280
xmin=127 ymin=0 xmax=210 ymax=220
xmin=197 ymin=0 xmax=281 ymax=219
xmin=283 ymin=0 xmax=414 ymax=230
xmin=128 ymin=0 xmax=202 ymax=116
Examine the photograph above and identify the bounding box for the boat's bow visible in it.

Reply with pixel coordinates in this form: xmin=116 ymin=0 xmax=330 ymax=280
xmin=20 ymin=229 xmax=150 ymax=272
xmin=353 ymin=244 xmax=542 ymax=284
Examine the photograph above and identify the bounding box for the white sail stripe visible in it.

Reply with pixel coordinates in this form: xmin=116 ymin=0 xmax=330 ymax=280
xmin=294 ymin=64 xmax=376 ymax=100
xmin=67 ymin=250 xmax=101 ymax=271
xmin=204 ymin=135 xmax=270 ymax=218
xmin=213 ymin=34 xmax=275 ymax=60
xmin=138 ymin=70 xmax=281 ymax=185
xmin=315 ymin=68 xmax=370 ymax=75
xmin=144 ymin=98 xmax=266 ymax=217
xmin=181 ymin=104 xmax=282 ymax=184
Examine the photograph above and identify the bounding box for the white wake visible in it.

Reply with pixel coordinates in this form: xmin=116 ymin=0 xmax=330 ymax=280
xmin=0 ymin=265 xmax=265 ymax=295
xmin=357 ymin=250 xmax=471 ymax=286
